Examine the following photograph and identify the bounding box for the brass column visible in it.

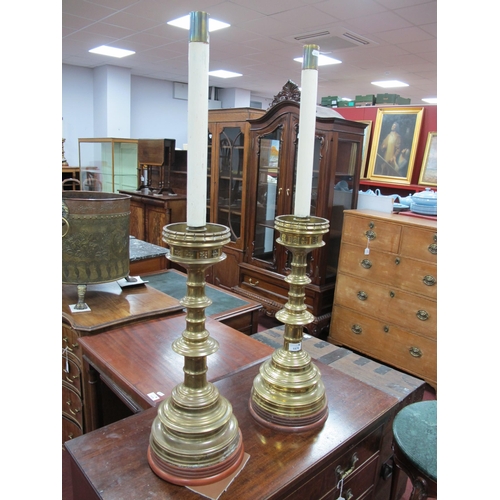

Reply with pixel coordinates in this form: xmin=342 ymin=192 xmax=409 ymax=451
xmin=249 ymin=215 xmax=329 ymax=431
xmin=148 ymin=223 xmax=244 ymax=485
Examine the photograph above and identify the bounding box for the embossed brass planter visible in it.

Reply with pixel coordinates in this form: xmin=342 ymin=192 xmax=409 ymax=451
xmin=250 ymin=214 xmax=330 ymax=432
xmin=148 ymin=223 xmax=245 ymax=485
xmin=62 ymin=191 xmax=131 ymax=310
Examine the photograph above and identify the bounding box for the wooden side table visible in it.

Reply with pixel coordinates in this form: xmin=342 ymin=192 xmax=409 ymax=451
xmin=65 ymin=361 xmax=413 ymax=500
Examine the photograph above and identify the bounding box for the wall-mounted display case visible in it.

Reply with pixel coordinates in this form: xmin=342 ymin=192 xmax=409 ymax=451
xmin=79 ymin=138 xmax=138 ymax=193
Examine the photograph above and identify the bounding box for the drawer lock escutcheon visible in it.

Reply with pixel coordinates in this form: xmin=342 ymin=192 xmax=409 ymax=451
xmin=364 ymin=229 xmax=376 ymax=241
xmin=416 ymin=309 xmax=429 ymax=321
xmin=395 ymin=257 xmax=400 ymax=265
xmin=383 ymin=326 xmax=389 ymax=333
xmin=409 ymin=347 xmax=423 ymax=358
xmin=351 ymin=324 xmax=362 ymax=335
xmin=423 ymin=275 xmax=436 ymax=286
xmin=357 ymin=291 xmax=368 ymax=301
xmin=389 ymin=291 xmax=395 ymax=298
xmin=361 ymin=259 xmax=372 ymax=269
xmin=428 ymin=242 xmax=437 ymax=255
xmin=336 ymin=453 xmax=359 ymax=482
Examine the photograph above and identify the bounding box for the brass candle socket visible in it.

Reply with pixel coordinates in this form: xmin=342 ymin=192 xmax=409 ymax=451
xmin=148 ymin=222 xmax=245 ymax=486
xmin=249 ymin=214 xmax=330 ymax=432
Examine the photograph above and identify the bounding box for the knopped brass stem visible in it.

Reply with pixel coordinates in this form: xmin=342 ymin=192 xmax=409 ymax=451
xmin=148 ymin=222 xmax=244 ymax=486
xmin=249 ymin=214 xmax=329 ymax=432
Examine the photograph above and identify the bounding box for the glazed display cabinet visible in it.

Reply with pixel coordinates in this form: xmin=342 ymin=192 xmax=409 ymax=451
xmin=234 ymin=100 xmax=367 ymax=337
xmin=79 ymin=138 xmax=138 ymax=193
xmin=206 ymin=108 xmax=265 ymax=289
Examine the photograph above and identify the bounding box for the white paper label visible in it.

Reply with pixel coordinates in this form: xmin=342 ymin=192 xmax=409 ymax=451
xmin=289 ymin=342 xmax=301 ymax=352
xmin=147 ymin=392 xmax=160 ymax=401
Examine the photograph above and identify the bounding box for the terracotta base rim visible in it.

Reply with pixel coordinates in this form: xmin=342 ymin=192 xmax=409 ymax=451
xmin=248 ymin=398 xmax=328 ymax=433
xmin=147 ymin=430 xmax=244 ymax=486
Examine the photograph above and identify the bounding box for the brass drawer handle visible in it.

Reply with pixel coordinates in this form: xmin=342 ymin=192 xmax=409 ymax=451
xmin=428 ymin=242 xmax=437 ymax=255
xmin=351 ymin=324 xmax=362 ymax=335
xmin=336 ymin=453 xmax=359 ymax=482
xmin=364 ymin=229 xmax=376 ymax=240
xmin=357 ymin=291 xmax=368 ymax=301
xmin=422 ymin=275 xmax=436 ymax=286
xmin=63 ymin=337 xmax=79 ymax=351
xmin=66 ymin=400 xmax=81 ymax=415
xmin=247 ymin=278 xmax=259 ymax=287
xmin=416 ymin=309 xmax=429 ymax=321
xmin=361 ymin=259 xmax=372 ymax=269
xmin=409 ymin=346 xmax=422 ymax=358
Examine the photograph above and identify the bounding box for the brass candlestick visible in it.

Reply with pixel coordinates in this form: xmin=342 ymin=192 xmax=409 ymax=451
xmin=148 ymin=222 xmax=245 ymax=485
xmin=249 ymin=214 xmax=329 ymax=432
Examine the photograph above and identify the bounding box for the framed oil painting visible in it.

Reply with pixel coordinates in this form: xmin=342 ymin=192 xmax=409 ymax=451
xmin=418 ymin=132 xmax=437 ymax=186
xmin=367 ymin=107 xmax=424 ymax=184
xmin=357 ymin=120 xmax=372 ymax=179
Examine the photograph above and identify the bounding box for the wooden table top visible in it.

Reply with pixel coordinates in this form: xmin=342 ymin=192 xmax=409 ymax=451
xmin=66 ymin=361 xmax=400 ymax=500
xmin=79 ymin=314 xmax=274 ymax=411
xmin=62 ymin=281 xmax=184 ymax=335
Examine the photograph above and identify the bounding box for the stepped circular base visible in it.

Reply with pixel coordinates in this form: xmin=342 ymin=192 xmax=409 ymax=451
xmin=248 ymin=398 xmax=328 ymax=433
xmin=147 ymin=430 xmax=244 ymax=486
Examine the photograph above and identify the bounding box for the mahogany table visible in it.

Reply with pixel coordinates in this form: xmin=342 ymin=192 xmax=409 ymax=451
xmin=65 ymin=361 xmax=421 ymax=500
xmin=78 ymin=315 xmax=274 ymax=415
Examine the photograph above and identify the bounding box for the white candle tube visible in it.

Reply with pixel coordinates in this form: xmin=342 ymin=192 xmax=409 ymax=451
xmin=187 ymin=11 xmax=209 ymax=228
xmin=293 ymin=45 xmax=319 ymax=218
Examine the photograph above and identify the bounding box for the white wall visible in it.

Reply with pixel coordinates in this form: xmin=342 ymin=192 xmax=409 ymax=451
xmin=62 ymin=63 xmax=273 ymax=167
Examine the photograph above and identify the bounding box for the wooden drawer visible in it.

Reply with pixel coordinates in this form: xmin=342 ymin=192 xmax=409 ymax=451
xmin=62 ymin=324 xmax=81 ymax=358
xmin=284 ymin=425 xmax=382 ymax=499
xmin=62 ymin=350 xmax=82 ymax=394
xmin=400 ymin=225 xmax=437 ymax=263
xmin=339 ymin=242 xmax=437 ymax=299
xmin=62 ymin=381 xmax=84 ymax=426
xmin=334 ymin=273 xmax=436 ymax=340
xmin=62 ymin=414 xmax=83 ymax=445
xmin=342 ymin=214 xmax=402 ymax=254
xmin=330 ymin=305 xmax=436 ymax=386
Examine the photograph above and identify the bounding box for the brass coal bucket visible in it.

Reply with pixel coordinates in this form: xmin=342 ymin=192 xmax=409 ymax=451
xmin=62 ymin=191 xmax=131 ymax=310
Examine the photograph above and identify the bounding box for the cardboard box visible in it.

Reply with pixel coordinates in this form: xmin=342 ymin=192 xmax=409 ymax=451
xmin=355 ymin=94 xmax=375 ymax=106
xmin=376 ymin=93 xmax=399 ymax=104
xmin=321 ymin=95 xmax=338 ymax=107
xmin=396 ymin=97 xmax=411 ymax=105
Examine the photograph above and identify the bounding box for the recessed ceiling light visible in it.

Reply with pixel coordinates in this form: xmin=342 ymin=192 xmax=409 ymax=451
xmin=88 ymin=45 xmax=135 ymax=58
xmin=422 ymin=97 xmax=437 ymax=104
xmin=167 ymin=15 xmax=230 ymax=31
xmin=208 ymin=70 xmax=242 ymax=78
xmin=294 ymin=54 xmax=341 ymax=66
xmin=371 ymin=80 xmax=409 ymax=88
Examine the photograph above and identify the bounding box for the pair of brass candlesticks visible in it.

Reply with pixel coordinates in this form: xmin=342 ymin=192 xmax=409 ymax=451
xmin=148 ymin=214 xmax=329 ymax=486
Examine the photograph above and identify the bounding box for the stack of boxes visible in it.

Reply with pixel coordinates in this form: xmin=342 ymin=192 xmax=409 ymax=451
xmin=320 ymin=94 xmax=411 ymax=107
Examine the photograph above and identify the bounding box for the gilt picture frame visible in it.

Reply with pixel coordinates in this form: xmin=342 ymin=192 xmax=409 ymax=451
xmin=357 ymin=120 xmax=372 ymax=179
xmin=418 ymin=132 xmax=437 ymax=186
xmin=367 ymin=107 xmax=424 ymax=184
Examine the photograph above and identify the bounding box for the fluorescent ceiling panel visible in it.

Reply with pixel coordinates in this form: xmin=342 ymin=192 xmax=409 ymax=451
xmin=294 ymin=54 xmax=341 ymax=66
xmin=371 ymin=80 xmax=409 ymax=88
xmin=88 ymin=45 xmax=135 ymax=58
xmin=209 ymin=70 xmax=242 ymax=78
xmin=167 ymin=15 xmax=230 ymax=32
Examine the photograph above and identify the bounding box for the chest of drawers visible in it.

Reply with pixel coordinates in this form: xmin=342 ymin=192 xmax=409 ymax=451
xmin=328 ymin=210 xmax=437 ymax=389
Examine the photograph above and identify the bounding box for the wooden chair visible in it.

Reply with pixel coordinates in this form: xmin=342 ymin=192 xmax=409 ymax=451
xmin=390 ymin=400 xmax=437 ymax=500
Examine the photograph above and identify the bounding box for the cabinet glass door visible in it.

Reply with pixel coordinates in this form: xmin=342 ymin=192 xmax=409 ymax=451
xmin=216 ymin=127 xmax=245 ymax=242
xmin=253 ymin=128 xmax=281 ymax=263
